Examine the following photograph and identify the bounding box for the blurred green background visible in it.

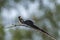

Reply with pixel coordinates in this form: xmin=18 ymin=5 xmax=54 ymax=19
xmin=0 ymin=0 xmax=60 ymax=40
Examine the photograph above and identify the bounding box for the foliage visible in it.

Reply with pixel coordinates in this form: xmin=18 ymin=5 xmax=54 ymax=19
xmin=0 ymin=24 xmax=5 ymax=40
xmin=0 ymin=0 xmax=60 ymax=40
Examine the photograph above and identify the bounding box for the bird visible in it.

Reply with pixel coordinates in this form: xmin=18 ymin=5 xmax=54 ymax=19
xmin=18 ymin=16 xmax=56 ymax=40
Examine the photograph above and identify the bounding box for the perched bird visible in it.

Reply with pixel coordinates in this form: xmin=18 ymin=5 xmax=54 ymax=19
xmin=18 ymin=16 xmax=56 ymax=40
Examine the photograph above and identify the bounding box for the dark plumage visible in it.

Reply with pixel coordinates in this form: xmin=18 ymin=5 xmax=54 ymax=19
xmin=24 ymin=20 xmax=34 ymax=26
xmin=24 ymin=20 xmax=50 ymax=37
